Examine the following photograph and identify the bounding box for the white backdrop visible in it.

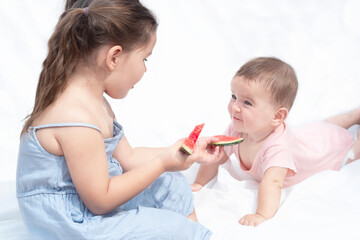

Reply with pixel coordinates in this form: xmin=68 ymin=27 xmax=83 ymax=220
xmin=1 ymin=0 xmax=360 ymax=182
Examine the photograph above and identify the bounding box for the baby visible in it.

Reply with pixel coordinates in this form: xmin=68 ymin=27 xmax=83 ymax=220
xmin=192 ymin=57 xmax=360 ymax=226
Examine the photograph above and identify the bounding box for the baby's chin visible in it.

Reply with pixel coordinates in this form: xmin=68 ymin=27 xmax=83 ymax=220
xmin=231 ymin=121 xmax=244 ymax=133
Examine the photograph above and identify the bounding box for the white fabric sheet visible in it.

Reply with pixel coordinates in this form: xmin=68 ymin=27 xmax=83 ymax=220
xmin=2 ymin=160 xmax=359 ymax=239
xmin=194 ymin=159 xmax=360 ymax=240
xmin=0 ymin=181 xmax=29 ymax=240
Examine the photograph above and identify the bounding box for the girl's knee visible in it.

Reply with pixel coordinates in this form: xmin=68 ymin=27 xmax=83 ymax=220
xmin=152 ymin=172 xmax=194 ymax=216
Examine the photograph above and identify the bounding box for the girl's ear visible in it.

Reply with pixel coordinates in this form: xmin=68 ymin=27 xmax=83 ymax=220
xmin=272 ymin=107 xmax=288 ymax=127
xmin=105 ymin=45 xmax=123 ymax=71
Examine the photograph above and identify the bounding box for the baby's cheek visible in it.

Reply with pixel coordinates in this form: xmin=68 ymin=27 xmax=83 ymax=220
xmin=227 ymin=102 xmax=233 ymax=117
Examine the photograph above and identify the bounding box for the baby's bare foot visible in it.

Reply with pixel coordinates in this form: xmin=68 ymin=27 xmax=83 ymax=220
xmin=348 ymin=134 xmax=360 ymax=164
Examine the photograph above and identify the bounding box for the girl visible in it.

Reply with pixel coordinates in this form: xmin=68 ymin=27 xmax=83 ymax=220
xmin=17 ymin=0 xmax=221 ymax=239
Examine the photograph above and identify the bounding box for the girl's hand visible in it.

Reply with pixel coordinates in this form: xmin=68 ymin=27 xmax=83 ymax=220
xmin=159 ymin=139 xmax=197 ymax=172
xmin=159 ymin=136 xmax=223 ymax=172
xmin=191 ymin=137 xmax=224 ymax=165
xmin=239 ymin=213 xmax=267 ymax=227
xmin=191 ymin=183 xmax=204 ymax=192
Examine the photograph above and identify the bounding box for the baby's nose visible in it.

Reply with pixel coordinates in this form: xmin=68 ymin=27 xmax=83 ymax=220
xmin=232 ymin=103 xmax=241 ymax=112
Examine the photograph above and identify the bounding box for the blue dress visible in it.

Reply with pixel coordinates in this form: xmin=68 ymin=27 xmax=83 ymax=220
xmin=16 ymin=121 xmax=211 ymax=239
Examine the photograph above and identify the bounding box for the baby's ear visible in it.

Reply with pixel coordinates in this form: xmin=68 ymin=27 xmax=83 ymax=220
xmin=272 ymin=107 xmax=288 ymax=127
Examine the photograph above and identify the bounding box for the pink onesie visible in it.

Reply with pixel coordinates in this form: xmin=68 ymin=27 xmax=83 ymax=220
xmin=224 ymin=122 xmax=354 ymax=188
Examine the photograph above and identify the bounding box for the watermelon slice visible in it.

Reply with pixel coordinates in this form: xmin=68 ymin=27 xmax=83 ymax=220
xmin=210 ymin=135 xmax=244 ymax=146
xmin=181 ymin=123 xmax=205 ymax=155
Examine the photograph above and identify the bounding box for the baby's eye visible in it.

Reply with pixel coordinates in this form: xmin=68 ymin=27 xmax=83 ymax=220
xmin=231 ymin=94 xmax=237 ymax=100
xmin=244 ymin=100 xmax=252 ymax=106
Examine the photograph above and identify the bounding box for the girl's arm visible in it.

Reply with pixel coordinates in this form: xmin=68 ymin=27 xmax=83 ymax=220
xmin=59 ymin=127 xmax=221 ymax=215
xmin=114 ymin=136 xmax=223 ymax=172
xmin=239 ymin=166 xmax=288 ymax=226
xmin=112 ymin=136 xmax=167 ymax=172
xmin=58 ymin=127 xmax=194 ymax=215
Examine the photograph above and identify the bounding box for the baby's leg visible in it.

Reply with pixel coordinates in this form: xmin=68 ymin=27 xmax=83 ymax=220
xmin=346 ymin=130 xmax=360 ymax=165
xmin=325 ymin=108 xmax=360 ymax=129
xmin=187 ymin=208 xmax=198 ymax=222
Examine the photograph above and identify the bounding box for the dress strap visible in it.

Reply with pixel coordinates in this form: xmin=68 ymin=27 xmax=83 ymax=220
xmin=32 ymin=123 xmax=102 ymax=134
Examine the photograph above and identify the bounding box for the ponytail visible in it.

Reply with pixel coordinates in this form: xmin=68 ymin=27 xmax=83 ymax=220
xmin=21 ymin=9 xmax=86 ymax=136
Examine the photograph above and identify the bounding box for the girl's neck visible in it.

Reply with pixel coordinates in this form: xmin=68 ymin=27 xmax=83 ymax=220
xmin=66 ymin=66 xmax=105 ymax=102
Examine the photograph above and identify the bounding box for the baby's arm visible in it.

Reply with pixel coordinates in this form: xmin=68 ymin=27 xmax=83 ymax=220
xmin=192 ymin=153 xmax=228 ymax=191
xmin=239 ymin=166 xmax=287 ymax=227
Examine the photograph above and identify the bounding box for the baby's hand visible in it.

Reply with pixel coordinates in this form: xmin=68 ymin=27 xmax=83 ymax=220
xmin=191 ymin=183 xmax=204 ymax=192
xmin=190 ymin=137 xmax=223 ymax=165
xmin=239 ymin=213 xmax=267 ymax=227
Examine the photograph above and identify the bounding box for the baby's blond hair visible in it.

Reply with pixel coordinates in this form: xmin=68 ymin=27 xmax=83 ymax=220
xmin=235 ymin=57 xmax=298 ymax=111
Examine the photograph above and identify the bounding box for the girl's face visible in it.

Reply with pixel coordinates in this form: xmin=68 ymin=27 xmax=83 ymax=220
xmin=228 ymin=76 xmax=278 ymax=136
xmin=105 ymin=33 xmax=157 ymax=99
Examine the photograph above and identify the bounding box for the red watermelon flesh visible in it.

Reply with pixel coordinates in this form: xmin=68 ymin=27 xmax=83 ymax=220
xmin=181 ymin=123 xmax=205 ymax=155
xmin=210 ymin=135 xmax=244 ymax=146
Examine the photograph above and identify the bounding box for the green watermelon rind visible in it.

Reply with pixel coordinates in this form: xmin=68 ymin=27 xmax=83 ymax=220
xmin=210 ymin=138 xmax=244 ymax=146
xmin=180 ymin=144 xmax=193 ymax=155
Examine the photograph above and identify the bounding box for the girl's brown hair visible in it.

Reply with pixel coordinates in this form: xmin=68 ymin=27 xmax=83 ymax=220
xmin=21 ymin=0 xmax=158 ymax=135
xmin=65 ymin=0 xmax=93 ymax=10
xmin=235 ymin=57 xmax=298 ymax=111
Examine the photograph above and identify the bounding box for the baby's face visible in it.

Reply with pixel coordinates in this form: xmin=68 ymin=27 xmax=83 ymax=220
xmin=228 ymin=76 xmax=278 ymax=135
